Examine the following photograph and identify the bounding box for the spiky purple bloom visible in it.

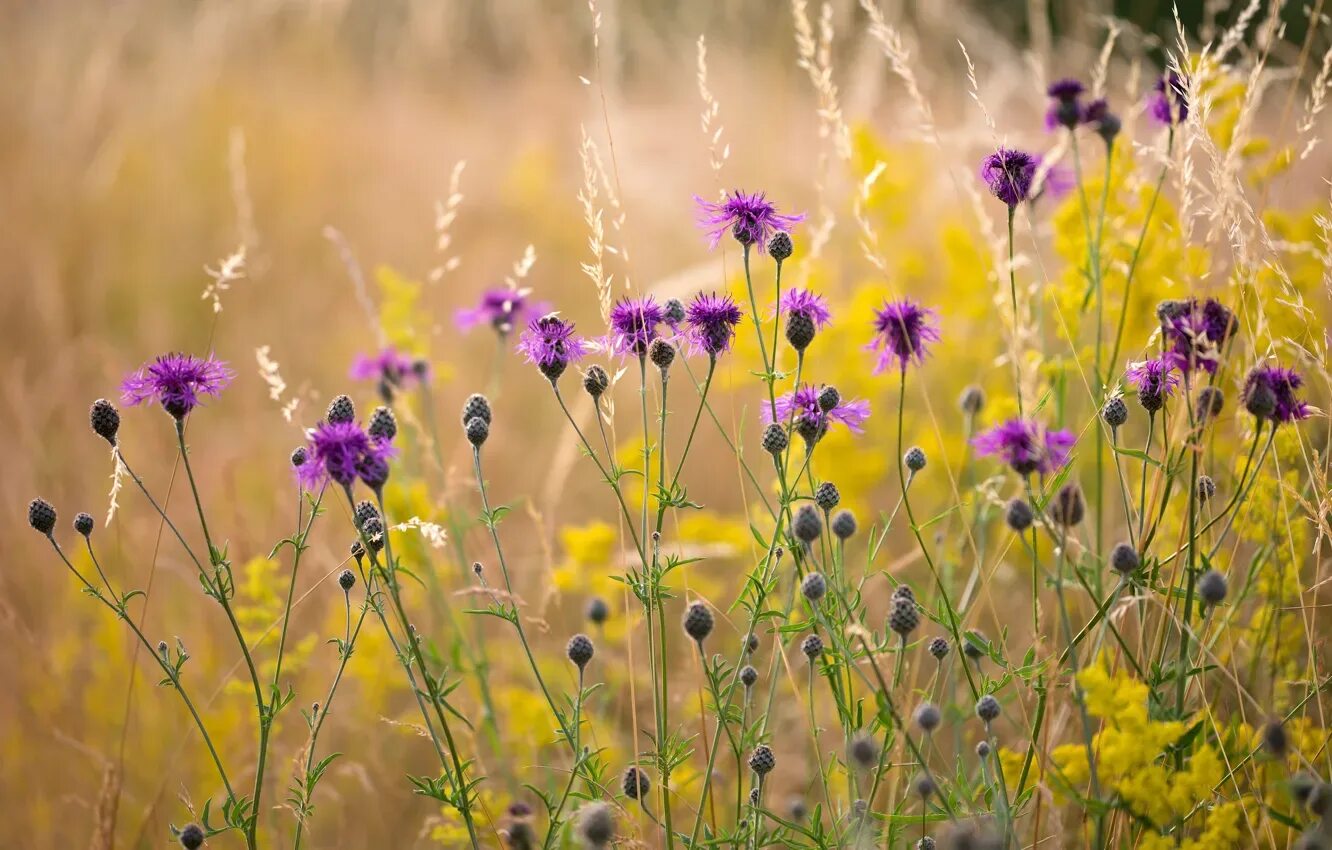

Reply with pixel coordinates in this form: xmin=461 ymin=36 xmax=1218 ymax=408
xmin=518 ymin=314 xmax=587 ymax=377
xmin=980 ymin=148 xmax=1040 ymax=207
xmin=766 ymin=384 xmax=871 ymax=435
xmin=1244 ymin=366 xmax=1311 ymax=424
xmin=694 ymin=190 xmax=804 ymax=252
xmin=297 ymin=419 xmax=396 ymax=490
xmin=1126 ymin=357 xmax=1180 ymax=407
xmin=349 ymin=347 xmax=425 ymax=387
xmin=1150 ymin=72 xmax=1189 ymax=125
xmin=868 ymin=299 xmax=940 ymax=374
xmin=1045 ymin=78 xmax=1086 ymax=130
xmin=607 ymin=296 xmax=667 ymax=357
xmin=973 ymin=419 xmax=1076 ymax=476
xmin=778 ymin=288 xmax=832 ymax=328
xmin=685 ymin=293 xmax=744 ymax=357
xmin=121 ymin=353 xmax=234 ymax=419
xmin=1159 ymin=298 xmax=1238 ymax=374
xmin=455 ymin=286 xmax=545 ymax=336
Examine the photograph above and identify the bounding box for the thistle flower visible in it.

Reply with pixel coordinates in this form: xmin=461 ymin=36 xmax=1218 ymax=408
xmin=298 ymin=420 xmax=395 ymax=490
xmin=607 ymin=296 xmax=667 ymax=357
xmin=1243 ymin=366 xmax=1311 ymax=424
xmin=663 ymin=298 xmax=686 ymax=328
xmin=1159 ymin=298 xmax=1237 ymax=373
xmin=1126 ymin=357 xmax=1180 ymax=413
xmin=349 ymin=347 xmax=424 ymax=395
xmin=1149 ymin=71 xmax=1189 ymax=125
xmin=980 ymin=147 xmax=1039 ymax=207
xmin=779 ymin=287 xmax=831 ymax=334
xmin=868 ymin=299 xmax=940 ymax=374
xmin=1045 ymin=78 xmax=1085 ymax=130
xmin=90 ymin=398 xmax=121 ymax=445
xmin=455 ymin=286 xmax=544 ymax=336
xmin=694 ymin=189 xmax=804 ymax=252
xmin=518 ymin=314 xmax=587 ymax=382
xmin=684 ymin=292 xmax=743 ymax=357
xmin=121 ymin=353 xmax=234 ymax=419
xmin=767 ymin=384 xmax=871 ymax=438
xmin=973 ymin=419 xmax=1076 ymax=476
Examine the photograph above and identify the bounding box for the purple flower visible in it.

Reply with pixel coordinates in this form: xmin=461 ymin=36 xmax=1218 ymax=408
xmin=694 ymin=190 xmax=804 ymax=252
xmin=778 ymin=288 xmax=832 ymax=328
xmin=1243 ymin=366 xmax=1310 ymax=424
xmin=1082 ymin=98 xmax=1122 ymax=142
xmin=981 ymin=148 xmax=1040 ymax=207
xmin=767 ymin=384 xmax=871 ymax=435
xmin=1045 ymin=78 xmax=1086 ymax=131
xmin=1126 ymin=357 xmax=1180 ymax=413
xmin=1158 ymin=298 xmax=1238 ymax=374
xmin=973 ymin=419 xmax=1076 ymax=476
xmin=518 ymin=313 xmax=587 ymax=381
xmin=298 ymin=419 xmax=396 ymax=490
xmin=1150 ymin=72 xmax=1189 ymax=126
xmin=685 ymin=293 xmax=744 ymax=357
xmin=350 ymin=347 xmax=426 ymax=388
xmin=455 ymin=286 xmax=545 ymax=336
xmin=121 ymin=353 xmax=234 ymax=419
xmin=868 ymin=299 xmax=941 ymax=374
xmin=607 ymin=296 xmax=667 ymax=357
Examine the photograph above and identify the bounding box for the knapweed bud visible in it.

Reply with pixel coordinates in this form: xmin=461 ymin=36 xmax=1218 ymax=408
xmin=831 ymin=509 xmax=857 ymax=540
xmin=801 ymin=571 xmax=827 ymax=601
xmin=621 ymin=766 xmax=650 ymax=799
xmin=904 ymin=446 xmax=927 ymax=472
xmin=1196 ymin=386 xmax=1224 ymax=421
xmin=975 ymin=694 xmax=1001 ymax=723
xmin=748 ymin=744 xmax=775 ymax=776
xmin=361 ymin=516 xmax=385 ymax=552
xmin=576 ymin=802 xmax=615 ymax=848
xmin=1109 ymin=542 xmax=1139 ymax=575
xmin=74 ymin=512 xmax=95 ymax=537
xmin=928 ymin=637 xmax=950 ymax=659
xmin=801 ymin=633 xmax=824 ymax=659
xmin=740 ymin=664 xmax=758 ymax=687
xmin=1005 ymin=498 xmax=1034 ymax=532
xmin=349 ymin=540 xmax=365 ymax=564
xmin=848 ymin=732 xmax=879 ymax=771
xmin=976 ymin=740 xmax=992 ymax=759
xmin=959 ymin=385 xmax=985 ymax=416
xmin=745 ymin=632 xmax=760 ymax=654
xmin=27 ymin=498 xmax=56 ymax=536
xmin=1261 ymin=718 xmax=1289 ymax=757
xmin=157 ymin=640 xmax=170 ymax=658
xmin=90 ymin=398 xmax=121 ymax=445
xmin=963 ymin=633 xmax=986 ymax=660
xmin=793 ymin=505 xmax=822 ymax=543
xmin=789 ymin=797 xmax=808 ymax=821
xmin=1197 ymin=475 xmax=1216 ymax=503
xmin=1101 ymin=396 xmax=1128 ymax=430
xmin=888 ymin=597 xmax=920 ymax=637
xmin=761 ymin=422 xmax=789 ymax=455
xmin=914 ymin=773 xmax=937 ymax=799
xmin=1243 ymin=377 xmax=1277 ymax=420
xmin=368 ymin=406 xmax=397 ymax=442
xmin=817 ymin=386 xmax=840 ymax=412
xmin=892 ymin=584 xmax=916 ymax=603
xmin=465 ymin=416 xmax=490 ymax=447
xmin=461 ymin=393 xmax=492 ymax=427
xmin=291 ymin=446 xmax=308 ymax=467
xmin=663 ymin=298 xmax=686 ymax=326
xmin=768 ymin=231 xmax=794 ymax=262
xmin=353 ymin=500 xmax=379 ymax=530
xmin=582 ymin=365 xmax=610 ymax=399
xmin=916 ymin=838 xmax=937 ymax=850
xmin=1308 ymin=783 xmax=1332 ymax=819
xmin=814 ymin=482 xmax=840 ymax=511
xmin=178 ymin=824 xmax=205 ymax=850
xmin=326 ymin=394 xmax=355 ymax=425
xmin=338 ymin=569 xmax=356 ymax=592
xmin=567 ymin=633 xmax=595 ymax=669
xmin=683 ymin=601 xmax=714 ymax=643
xmin=750 ymin=788 xmax=762 ymax=807
xmin=795 ymin=414 xmax=826 ymax=447
xmin=1049 ymin=483 xmax=1085 ymax=527
xmin=586 ymin=596 xmax=609 ymax=625
xmin=785 ymin=312 xmax=815 ymax=352
xmin=648 ymin=339 xmax=676 ymax=372
xmin=1198 ymin=569 xmax=1227 ymax=606
xmin=914 ymin=702 xmax=942 ymax=733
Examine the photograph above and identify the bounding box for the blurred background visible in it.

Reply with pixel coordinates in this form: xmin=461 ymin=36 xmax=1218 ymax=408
xmin=2 ymin=1 xmax=1328 ymax=847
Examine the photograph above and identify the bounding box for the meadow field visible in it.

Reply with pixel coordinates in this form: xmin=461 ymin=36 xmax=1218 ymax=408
xmin=4 ymin=1 xmax=1332 ymax=848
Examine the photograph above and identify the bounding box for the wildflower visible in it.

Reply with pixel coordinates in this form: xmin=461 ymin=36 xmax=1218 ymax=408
xmin=1102 ymin=396 xmax=1128 ymax=430
xmin=349 ymin=347 xmax=423 ymax=395
xmin=801 ymin=634 xmax=823 ymax=659
xmin=582 ymin=365 xmax=610 ymax=399
xmin=1149 ymin=71 xmax=1189 ymax=125
xmin=694 ymin=189 xmax=804 ymax=252
xmin=793 ymin=505 xmax=822 ymax=543
xmin=291 ymin=447 xmax=308 ymax=468
xmin=685 ymin=292 xmax=743 ymax=357
xmin=1109 ymin=543 xmax=1139 ymax=575
xmin=1243 ymin=366 xmax=1311 ymax=424
xmin=888 ymin=597 xmax=920 ymax=637
xmin=740 ymin=665 xmax=758 ymax=687
xmin=1158 ymin=297 xmax=1238 ymax=373
xmin=178 ymin=824 xmax=205 ymax=850
xmin=121 ymin=353 xmax=234 ymax=419
xmin=662 ymin=298 xmax=686 ymax=328
xmin=801 ymin=572 xmax=827 ymax=601
xmin=976 ymin=694 xmax=1001 ymax=723
xmin=326 ymin=394 xmax=355 ymax=424
xmin=848 ymin=732 xmax=879 ymax=771
xmin=518 ymin=314 xmax=587 ymax=383
xmin=748 ymin=744 xmax=776 ymax=776
xmin=868 ymin=299 xmax=940 ymax=374
xmin=585 ymin=597 xmax=609 ymax=625
xmin=1005 ymin=498 xmax=1034 ymax=532
xmin=814 ymin=482 xmax=840 ymax=511
xmin=621 ymin=766 xmax=650 ymax=799
xmin=959 ymin=385 xmax=985 ymax=416
xmin=831 ymin=510 xmax=857 ymax=540
xmin=27 ymin=498 xmax=56 ymax=536
xmin=338 ymin=569 xmax=356 ymax=592
xmin=973 ymin=418 xmax=1076 ymax=475
xmin=980 ymin=147 xmax=1039 ymax=206
xmin=566 ymin=634 xmax=594 ymax=669
xmin=89 ymin=398 xmax=121 ymax=445
xmin=779 ymin=287 xmax=831 ymax=353
xmin=1048 ymin=482 xmax=1086 ymax=527
xmin=1197 ymin=476 xmax=1216 ymax=502
xmin=928 ymin=637 xmax=949 ymax=659
xmin=607 ymin=296 xmax=666 ymax=357
xmin=1126 ymin=357 xmax=1180 ymax=413
xmin=576 ymin=802 xmax=615 ymax=848
xmin=648 ymin=339 xmax=675 ymax=372
xmin=915 ymin=702 xmax=942 ymax=733
xmin=1198 ymin=569 xmax=1227 ymax=605
xmin=683 ymin=601 xmax=714 ymax=643
xmin=298 ymin=420 xmax=395 ymax=490
xmin=767 ymin=231 xmax=794 ymax=261
xmin=455 ymin=286 xmax=543 ymax=336
xmin=904 ymin=446 xmax=927 ymax=472
xmin=1045 ymin=78 xmax=1085 ymax=130
xmin=1196 ymin=386 xmax=1224 ymax=420
xmin=1083 ymin=98 xmax=1121 ymax=143
xmin=461 ymin=393 xmax=492 ymax=426
xmin=761 ymin=422 xmax=789 ymax=455
xmin=768 ymin=384 xmax=871 ymax=439
xmin=74 ymin=512 xmax=94 ymax=537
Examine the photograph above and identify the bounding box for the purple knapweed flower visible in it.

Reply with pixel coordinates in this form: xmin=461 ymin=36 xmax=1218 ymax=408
xmin=1158 ymin=298 xmax=1238 ymax=374
xmin=1045 ymin=78 xmax=1086 ymax=130
xmin=350 ymin=347 xmax=425 ymax=388
xmin=868 ymin=299 xmax=941 ymax=374
xmin=1126 ymin=357 xmax=1180 ymax=413
xmin=767 ymin=384 xmax=871 ymax=435
xmin=1082 ymin=98 xmax=1122 ymax=142
xmin=981 ymin=148 xmax=1040 ymax=207
xmin=779 ymin=288 xmax=832 ymax=328
xmin=685 ymin=292 xmax=744 ymax=357
xmin=121 ymin=353 xmax=235 ymax=420
xmin=1243 ymin=366 xmax=1311 ymax=425
xmin=694 ymin=190 xmax=805 ymax=252
xmin=455 ymin=286 xmax=545 ymax=336
xmin=973 ymin=418 xmax=1076 ymax=476
xmin=607 ymin=296 xmax=667 ymax=357
xmin=1149 ymin=72 xmax=1189 ymax=126
xmin=298 ymin=419 xmax=396 ymax=491
xmin=518 ymin=313 xmax=587 ymax=382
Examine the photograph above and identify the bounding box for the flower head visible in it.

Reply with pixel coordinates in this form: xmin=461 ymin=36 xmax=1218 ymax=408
xmin=455 ymin=286 xmax=545 ymax=336
xmin=299 ymin=419 xmax=396 ymax=490
xmin=607 ymin=296 xmax=667 ymax=357
xmin=981 ymin=147 xmax=1039 ymax=207
xmin=1126 ymin=357 xmax=1180 ymax=413
xmin=1158 ymin=298 xmax=1238 ymax=373
xmin=349 ymin=347 xmax=425 ymax=390
xmin=518 ymin=314 xmax=587 ymax=382
xmin=694 ymin=190 xmax=804 ymax=252
xmin=779 ymin=287 xmax=832 ymax=328
xmin=121 ymin=353 xmax=234 ymax=419
xmin=1243 ymin=366 xmax=1311 ymax=425
xmin=973 ymin=418 xmax=1076 ymax=476
xmin=1083 ymin=98 xmax=1122 ymax=142
xmin=1149 ymin=71 xmax=1189 ymax=125
xmin=1045 ymin=78 xmax=1086 ymax=130
xmin=684 ymin=292 xmax=744 ymax=357
xmin=868 ymin=299 xmax=940 ymax=374
xmin=767 ymin=384 xmax=870 ymax=436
